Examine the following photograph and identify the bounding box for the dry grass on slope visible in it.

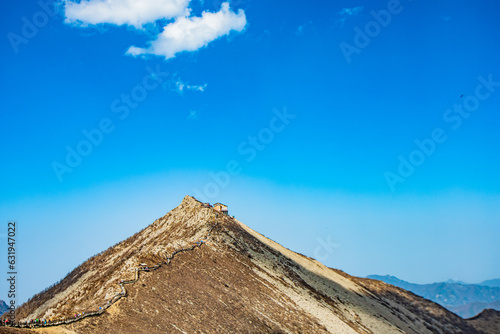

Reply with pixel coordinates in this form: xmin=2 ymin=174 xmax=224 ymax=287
xmin=466 ymin=309 xmax=500 ymax=334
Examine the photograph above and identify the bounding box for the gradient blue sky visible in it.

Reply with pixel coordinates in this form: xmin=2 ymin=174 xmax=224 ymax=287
xmin=1 ymin=0 xmax=500 ymax=303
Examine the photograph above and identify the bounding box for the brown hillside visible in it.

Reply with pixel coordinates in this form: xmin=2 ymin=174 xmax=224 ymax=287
xmin=466 ymin=309 xmax=500 ymax=334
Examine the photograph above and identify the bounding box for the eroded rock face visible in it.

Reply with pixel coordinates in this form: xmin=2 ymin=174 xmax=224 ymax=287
xmin=14 ymin=196 xmax=483 ymax=333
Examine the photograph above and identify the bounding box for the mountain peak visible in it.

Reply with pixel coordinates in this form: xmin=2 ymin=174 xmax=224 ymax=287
xmin=181 ymin=194 xmax=201 ymax=206
xmin=10 ymin=196 xmax=483 ymax=333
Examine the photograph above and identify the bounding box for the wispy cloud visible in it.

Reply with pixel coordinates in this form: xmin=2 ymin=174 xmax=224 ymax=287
xmin=187 ymin=110 xmax=199 ymax=120
xmin=338 ymin=6 xmax=364 ymax=17
xmin=172 ymin=78 xmax=207 ymax=93
xmin=336 ymin=6 xmax=364 ymax=27
xmin=62 ymin=1 xmax=247 ymax=61
xmin=127 ymin=3 xmax=246 ymax=59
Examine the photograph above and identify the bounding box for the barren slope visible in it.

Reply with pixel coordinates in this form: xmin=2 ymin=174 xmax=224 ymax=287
xmin=9 ymin=196 xmax=483 ymax=333
xmin=466 ymin=309 xmax=500 ymax=334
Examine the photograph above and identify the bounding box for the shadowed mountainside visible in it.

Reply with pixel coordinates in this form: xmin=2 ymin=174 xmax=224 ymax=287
xmin=466 ymin=309 xmax=500 ymax=334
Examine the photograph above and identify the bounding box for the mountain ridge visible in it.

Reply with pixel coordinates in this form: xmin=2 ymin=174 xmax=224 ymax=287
xmin=367 ymin=274 xmax=500 ymax=318
xmin=480 ymin=279 xmax=500 ymax=288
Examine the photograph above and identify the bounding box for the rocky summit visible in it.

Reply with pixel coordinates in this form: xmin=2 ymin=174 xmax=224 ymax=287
xmin=1 ymin=196 xmax=494 ymax=333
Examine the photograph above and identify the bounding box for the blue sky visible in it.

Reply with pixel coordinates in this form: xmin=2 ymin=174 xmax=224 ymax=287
xmin=1 ymin=0 xmax=500 ymax=303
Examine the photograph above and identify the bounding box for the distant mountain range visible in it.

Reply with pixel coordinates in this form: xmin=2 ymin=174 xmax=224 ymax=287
xmin=367 ymin=275 xmax=500 ymax=318
xmin=480 ymin=279 xmax=500 ymax=288
xmin=0 ymin=300 xmax=8 ymax=314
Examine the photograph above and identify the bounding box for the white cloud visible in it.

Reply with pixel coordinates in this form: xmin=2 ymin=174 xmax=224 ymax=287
xmin=126 ymin=3 xmax=246 ymax=59
xmin=62 ymin=1 xmax=246 ymax=61
xmin=64 ymin=0 xmax=190 ymax=28
xmin=174 ymin=79 xmax=207 ymax=93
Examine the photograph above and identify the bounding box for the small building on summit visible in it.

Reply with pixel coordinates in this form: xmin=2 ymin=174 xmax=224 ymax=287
xmin=213 ymin=203 xmax=228 ymax=215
